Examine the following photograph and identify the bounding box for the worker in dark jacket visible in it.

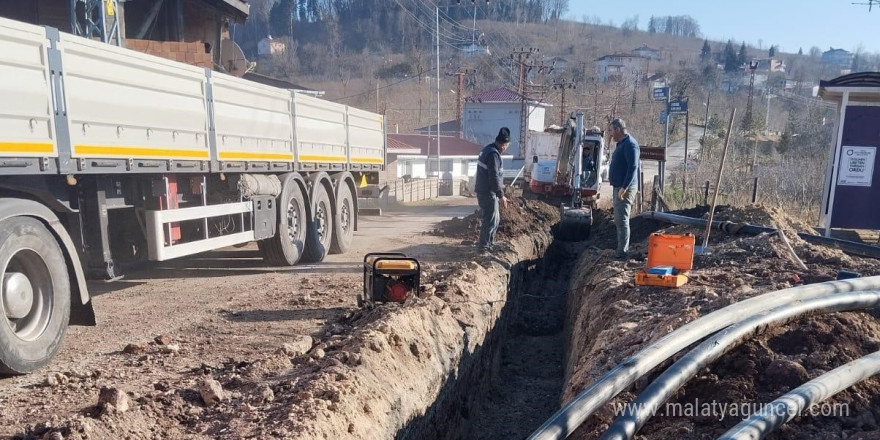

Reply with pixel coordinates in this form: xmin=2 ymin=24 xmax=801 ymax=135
xmin=474 ymin=127 xmax=510 ymax=252
xmin=607 ymin=118 xmax=640 ymax=259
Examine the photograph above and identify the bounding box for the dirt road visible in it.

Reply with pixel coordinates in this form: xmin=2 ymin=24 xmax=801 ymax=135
xmin=0 ymin=197 xmax=476 ymax=438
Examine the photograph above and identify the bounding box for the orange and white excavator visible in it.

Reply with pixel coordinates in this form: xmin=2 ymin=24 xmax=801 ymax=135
xmin=524 ymin=113 xmax=608 ymax=241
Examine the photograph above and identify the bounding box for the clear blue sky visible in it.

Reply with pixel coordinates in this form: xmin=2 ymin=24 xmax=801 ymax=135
xmin=566 ymin=1 xmax=880 ymax=54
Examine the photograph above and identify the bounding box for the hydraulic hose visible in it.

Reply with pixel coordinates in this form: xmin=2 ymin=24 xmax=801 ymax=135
xmin=600 ymin=290 xmax=880 ymax=440
xmin=718 ymin=350 xmax=880 ymax=440
xmin=527 ymin=276 xmax=880 ymax=440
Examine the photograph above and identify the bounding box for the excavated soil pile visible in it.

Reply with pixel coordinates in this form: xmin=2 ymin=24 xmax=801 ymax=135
xmin=433 ymin=198 xmax=560 ymax=242
xmin=564 ymin=204 xmax=880 ymax=439
xmin=18 ymin=203 xmax=559 ymax=440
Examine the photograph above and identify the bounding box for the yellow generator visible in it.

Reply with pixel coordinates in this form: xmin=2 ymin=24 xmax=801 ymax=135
xmin=361 ymin=253 xmax=421 ymax=306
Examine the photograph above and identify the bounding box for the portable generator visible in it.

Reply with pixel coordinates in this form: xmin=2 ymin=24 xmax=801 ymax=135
xmin=361 ymin=253 xmax=421 ymax=306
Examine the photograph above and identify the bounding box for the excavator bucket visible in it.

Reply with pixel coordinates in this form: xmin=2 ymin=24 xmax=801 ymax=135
xmin=551 ymin=208 xmax=592 ymax=242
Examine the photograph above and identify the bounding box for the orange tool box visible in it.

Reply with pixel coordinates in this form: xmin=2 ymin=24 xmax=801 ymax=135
xmin=635 ymin=233 xmax=695 ymax=288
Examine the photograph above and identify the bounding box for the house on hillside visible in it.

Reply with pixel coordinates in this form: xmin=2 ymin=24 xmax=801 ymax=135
xmin=822 ymin=48 xmax=854 ymax=70
xmin=0 ymin=0 xmax=249 ymax=71
xmin=240 ymin=72 xmax=325 ymax=97
xmin=257 ymin=36 xmax=286 ymax=57
xmin=463 ymin=87 xmax=550 ymax=158
xmin=456 ymin=42 xmax=490 ymax=56
xmin=414 ymin=121 xmax=460 ymax=138
xmin=632 ymin=45 xmax=662 ymax=60
xmin=595 ymin=54 xmax=646 ymax=82
xmin=550 ymin=56 xmax=570 ymax=72
xmin=754 ymin=59 xmax=786 ymax=73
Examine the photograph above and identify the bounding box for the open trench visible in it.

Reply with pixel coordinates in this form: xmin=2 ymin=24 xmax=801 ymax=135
xmin=396 ymin=240 xmax=579 ymax=440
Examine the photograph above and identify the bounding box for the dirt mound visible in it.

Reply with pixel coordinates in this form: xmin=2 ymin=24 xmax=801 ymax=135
xmin=563 ymin=204 xmax=880 ymax=439
xmin=433 ymin=198 xmax=560 ymax=242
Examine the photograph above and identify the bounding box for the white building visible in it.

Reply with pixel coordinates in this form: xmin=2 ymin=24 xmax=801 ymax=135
xmin=257 ymin=36 xmax=286 ymax=57
xmin=632 ymin=45 xmax=662 ymax=60
xmin=595 ymin=54 xmax=646 ymax=82
xmin=462 ymin=87 xmax=549 ymax=158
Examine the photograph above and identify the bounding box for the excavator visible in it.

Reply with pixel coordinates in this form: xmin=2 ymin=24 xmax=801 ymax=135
xmin=524 ymin=113 xmax=607 ymax=241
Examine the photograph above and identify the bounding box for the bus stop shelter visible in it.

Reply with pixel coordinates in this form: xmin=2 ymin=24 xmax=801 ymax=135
xmin=818 ymin=72 xmax=880 ymax=238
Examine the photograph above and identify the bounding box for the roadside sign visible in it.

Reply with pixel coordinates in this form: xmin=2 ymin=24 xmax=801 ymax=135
xmin=668 ymin=100 xmax=688 ymax=114
xmin=640 ymin=146 xmax=666 ymax=162
xmin=659 ymin=109 xmax=667 ymax=125
xmin=838 ymin=146 xmax=876 ymax=187
xmin=653 ymin=87 xmax=669 ymax=101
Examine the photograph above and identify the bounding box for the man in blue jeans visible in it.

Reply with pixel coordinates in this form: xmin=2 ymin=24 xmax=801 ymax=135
xmin=474 ymin=127 xmax=510 ymax=252
xmin=607 ymin=118 xmax=640 ymax=259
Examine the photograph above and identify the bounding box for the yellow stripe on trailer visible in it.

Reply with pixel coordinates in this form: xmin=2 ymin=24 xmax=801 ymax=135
xmin=0 ymin=142 xmax=55 ymax=154
xmin=299 ymin=154 xmax=347 ymax=163
xmin=218 ymin=151 xmax=294 ymax=161
xmin=351 ymin=157 xmax=384 ymax=164
xmin=74 ymin=145 xmax=209 ymax=159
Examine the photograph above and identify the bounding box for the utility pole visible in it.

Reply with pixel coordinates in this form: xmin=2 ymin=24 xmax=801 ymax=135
xmin=435 ymin=6 xmax=440 ymax=177
xmin=744 ymin=60 xmax=759 ymax=130
xmin=765 ymin=93 xmax=775 ymax=133
xmin=449 ymin=69 xmax=475 ymax=138
xmin=511 ymin=47 xmax=540 ymax=158
xmin=552 ymin=79 xmax=576 ymax=125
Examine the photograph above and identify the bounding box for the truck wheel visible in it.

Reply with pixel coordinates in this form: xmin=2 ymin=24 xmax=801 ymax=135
xmin=260 ymin=182 xmax=308 ymax=266
xmin=301 ymin=184 xmax=333 ymax=263
xmin=0 ymin=216 xmax=70 ymax=374
xmin=329 ymin=184 xmax=354 ymax=254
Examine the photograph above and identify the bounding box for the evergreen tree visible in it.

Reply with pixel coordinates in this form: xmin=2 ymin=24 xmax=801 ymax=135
xmin=700 ymin=39 xmax=712 ymax=63
xmin=648 ymin=16 xmax=657 ymax=33
xmin=723 ymin=40 xmax=738 ymax=72
xmin=768 ymin=45 xmax=776 ymax=57
xmin=269 ymin=0 xmax=295 ymax=37
xmin=737 ymin=41 xmax=748 ymax=67
xmin=798 ymin=47 xmax=803 ymax=56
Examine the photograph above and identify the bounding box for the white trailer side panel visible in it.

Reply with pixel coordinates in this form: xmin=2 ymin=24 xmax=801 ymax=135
xmin=210 ymin=73 xmax=294 ymax=162
xmin=0 ymin=18 xmax=56 ymax=158
xmin=293 ymin=93 xmax=348 ymax=164
xmin=57 ymin=34 xmax=210 ymax=160
xmin=346 ymin=106 xmax=384 ymax=166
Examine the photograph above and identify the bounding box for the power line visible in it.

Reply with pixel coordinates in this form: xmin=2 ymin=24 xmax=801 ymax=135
xmin=329 ymin=68 xmax=437 ymax=102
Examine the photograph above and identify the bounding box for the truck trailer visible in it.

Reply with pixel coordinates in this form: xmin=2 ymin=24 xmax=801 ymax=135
xmin=0 ymin=17 xmax=385 ymax=373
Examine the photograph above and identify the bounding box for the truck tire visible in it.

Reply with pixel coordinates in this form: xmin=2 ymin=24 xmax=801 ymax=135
xmin=301 ymin=184 xmax=333 ymax=263
xmin=260 ymin=182 xmax=308 ymax=266
xmin=0 ymin=216 xmax=71 ymax=374
xmin=329 ymin=184 xmax=354 ymax=254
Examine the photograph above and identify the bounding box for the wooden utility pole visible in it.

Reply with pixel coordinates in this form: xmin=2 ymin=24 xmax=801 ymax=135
xmin=552 ymin=79 xmax=576 ymax=125
xmin=511 ymin=47 xmax=541 ymax=156
xmin=450 ymin=69 xmax=475 ymax=138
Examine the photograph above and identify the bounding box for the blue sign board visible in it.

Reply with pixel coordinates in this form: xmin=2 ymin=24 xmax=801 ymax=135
xmin=653 ymin=87 xmax=669 ymax=101
xmin=668 ymin=100 xmax=688 ymax=114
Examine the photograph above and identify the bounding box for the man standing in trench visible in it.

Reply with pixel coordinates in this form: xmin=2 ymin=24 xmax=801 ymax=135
xmin=475 ymin=127 xmax=510 ymax=252
xmin=607 ymin=118 xmax=640 ymax=259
